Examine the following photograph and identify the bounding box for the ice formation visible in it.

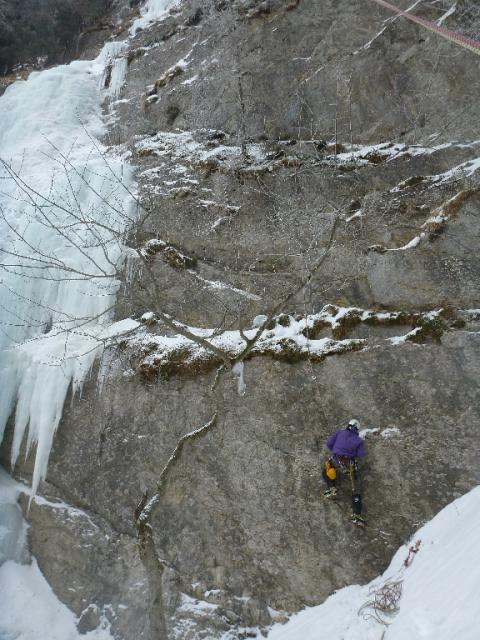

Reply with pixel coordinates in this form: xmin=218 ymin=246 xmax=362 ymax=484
xmin=130 ymin=0 xmax=180 ymax=35
xmin=0 ymin=41 xmax=134 ymax=498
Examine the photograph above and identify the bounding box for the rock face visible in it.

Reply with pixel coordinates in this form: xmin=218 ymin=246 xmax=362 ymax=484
xmin=2 ymin=0 xmax=480 ymax=638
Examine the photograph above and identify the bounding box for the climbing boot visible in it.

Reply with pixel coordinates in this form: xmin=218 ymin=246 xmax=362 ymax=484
xmin=323 ymin=487 xmax=338 ymax=498
xmin=351 ymin=513 xmax=366 ymax=527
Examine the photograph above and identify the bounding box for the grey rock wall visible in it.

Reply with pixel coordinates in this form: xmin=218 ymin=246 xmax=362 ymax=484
xmin=2 ymin=1 xmax=480 ymax=638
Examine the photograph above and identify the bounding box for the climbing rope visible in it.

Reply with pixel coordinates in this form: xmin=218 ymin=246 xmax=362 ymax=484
xmin=358 ymin=539 xmax=422 ymax=625
xmin=369 ymin=0 xmax=480 ymax=56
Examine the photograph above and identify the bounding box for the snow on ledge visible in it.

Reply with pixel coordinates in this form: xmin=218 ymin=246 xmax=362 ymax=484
xmin=324 ymin=141 xmax=452 ymax=166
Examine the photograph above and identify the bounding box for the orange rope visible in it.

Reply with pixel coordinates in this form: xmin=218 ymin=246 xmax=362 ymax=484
xmin=369 ymin=0 xmax=480 ymax=56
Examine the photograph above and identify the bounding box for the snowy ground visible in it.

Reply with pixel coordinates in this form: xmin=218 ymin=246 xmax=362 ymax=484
xmin=266 ymin=485 xmax=480 ymax=640
xmin=0 ymin=469 xmax=113 ymax=640
xmin=0 ymin=560 xmax=113 ymax=640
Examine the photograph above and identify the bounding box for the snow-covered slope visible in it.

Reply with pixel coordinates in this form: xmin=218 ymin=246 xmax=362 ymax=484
xmin=0 ymin=560 xmax=113 ymax=640
xmin=267 ymin=486 xmax=480 ymax=640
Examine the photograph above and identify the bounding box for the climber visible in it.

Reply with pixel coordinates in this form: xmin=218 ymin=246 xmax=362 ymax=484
xmin=322 ymin=419 xmax=366 ymax=525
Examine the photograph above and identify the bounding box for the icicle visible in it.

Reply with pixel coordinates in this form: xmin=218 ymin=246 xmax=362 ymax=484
xmin=232 ymin=361 xmax=246 ymax=396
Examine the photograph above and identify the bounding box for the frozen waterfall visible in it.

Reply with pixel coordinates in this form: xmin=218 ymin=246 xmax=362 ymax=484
xmin=0 ymin=40 xmax=134 ymax=498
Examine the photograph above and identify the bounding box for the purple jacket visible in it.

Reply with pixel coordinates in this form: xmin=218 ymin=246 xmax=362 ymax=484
xmin=326 ymin=429 xmax=365 ymax=459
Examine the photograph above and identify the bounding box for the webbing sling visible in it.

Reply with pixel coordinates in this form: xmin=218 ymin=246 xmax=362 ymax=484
xmin=369 ymin=0 xmax=480 ymax=56
xmin=348 ymin=461 xmax=356 ymax=493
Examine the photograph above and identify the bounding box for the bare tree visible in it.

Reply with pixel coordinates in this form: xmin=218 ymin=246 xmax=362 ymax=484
xmin=0 ymin=120 xmax=345 ymax=636
xmin=0 ymin=10 xmax=350 ymax=636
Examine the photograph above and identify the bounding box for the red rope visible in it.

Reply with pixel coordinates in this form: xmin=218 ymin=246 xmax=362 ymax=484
xmin=369 ymin=0 xmax=480 ymax=55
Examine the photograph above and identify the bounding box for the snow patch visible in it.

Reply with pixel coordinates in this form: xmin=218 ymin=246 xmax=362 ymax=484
xmin=346 ymin=209 xmax=363 ymax=222
xmin=252 ymin=315 xmax=268 ymax=328
xmin=325 ymin=141 xmax=452 ymax=166
xmin=0 ymin=469 xmax=113 ymax=639
xmin=135 ymin=129 xmax=267 ymax=170
xmin=0 ymin=560 xmax=113 ymax=640
xmin=189 ymin=272 xmax=261 ymax=301
xmin=427 ymin=155 xmax=480 ymax=186
xmin=178 ymin=593 xmax=219 ymax=614
xmin=388 ymin=328 xmax=421 ymax=344
xmin=181 ymin=74 xmax=199 ymax=85
xmin=130 ymin=0 xmax=180 ymax=35
xmin=386 ymin=233 xmax=425 ymax=252
xmin=437 ymin=3 xmax=457 ymax=26
xmin=381 ymin=427 xmax=401 ymax=438
xmin=359 ymin=427 xmax=380 ymax=438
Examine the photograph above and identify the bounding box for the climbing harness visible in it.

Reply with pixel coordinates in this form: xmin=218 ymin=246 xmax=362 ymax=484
xmin=322 ymin=458 xmax=366 ymax=525
xmin=369 ymin=0 xmax=480 ymax=56
xmin=348 ymin=461 xmax=357 ymax=491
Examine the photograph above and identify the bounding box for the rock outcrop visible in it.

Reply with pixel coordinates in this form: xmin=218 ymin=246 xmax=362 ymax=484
xmin=2 ymin=1 xmax=480 ymax=638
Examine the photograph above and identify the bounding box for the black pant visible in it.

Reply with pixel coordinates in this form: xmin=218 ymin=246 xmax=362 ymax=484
xmin=322 ymin=458 xmax=363 ymax=514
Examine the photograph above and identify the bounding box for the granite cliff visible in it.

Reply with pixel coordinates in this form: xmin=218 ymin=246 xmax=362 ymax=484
xmin=1 ymin=1 xmax=480 ymax=638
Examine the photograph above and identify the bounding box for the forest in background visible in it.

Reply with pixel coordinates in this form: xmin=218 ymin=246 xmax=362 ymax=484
xmin=0 ymin=0 xmax=113 ymax=73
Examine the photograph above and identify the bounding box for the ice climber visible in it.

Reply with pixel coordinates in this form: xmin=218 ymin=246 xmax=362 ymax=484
xmin=322 ymin=418 xmax=366 ymax=525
